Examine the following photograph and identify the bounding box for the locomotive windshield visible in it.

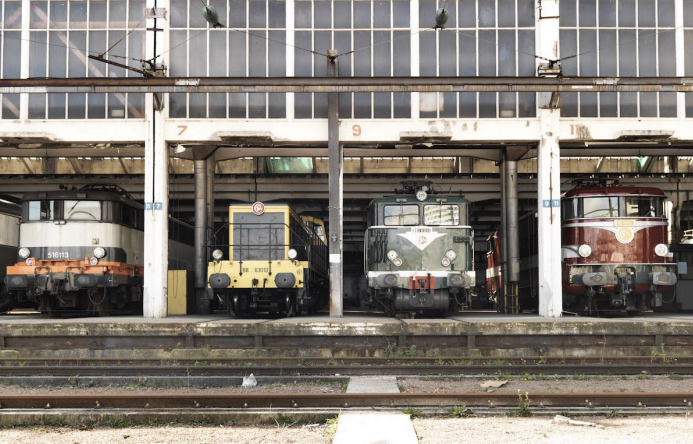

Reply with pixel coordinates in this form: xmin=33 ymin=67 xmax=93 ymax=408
xmin=26 ymin=200 xmax=102 ymax=221
xmin=424 ymin=204 xmax=461 ymax=226
xmin=65 ymin=200 xmax=101 ymax=220
xmin=384 ymin=205 xmax=419 ymax=226
xmin=28 ymin=201 xmax=55 ymax=221
xmin=562 ymin=196 xmax=664 ymax=219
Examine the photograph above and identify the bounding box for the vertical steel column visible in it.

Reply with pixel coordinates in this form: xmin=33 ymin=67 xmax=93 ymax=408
xmin=143 ymin=0 xmax=170 ymax=318
xmin=206 ymin=155 xmax=216 ymax=234
xmin=193 ymin=159 xmax=207 ymax=306
xmin=537 ymin=0 xmax=562 ymax=317
xmin=498 ymin=155 xmax=507 ymax=312
xmin=505 ymin=156 xmax=520 ymax=313
xmin=327 ymin=49 xmax=343 ymax=317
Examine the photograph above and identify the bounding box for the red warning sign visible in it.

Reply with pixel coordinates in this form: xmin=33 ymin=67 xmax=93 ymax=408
xmin=252 ymin=202 xmax=265 ymax=215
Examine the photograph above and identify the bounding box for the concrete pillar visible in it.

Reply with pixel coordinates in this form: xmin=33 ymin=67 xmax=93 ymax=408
xmin=536 ymin=0 xmax=562 ymax=317
xmin=327 ymin=50 xmax=343 ymax=317
xmin=143 ymin=0 xmax=169 ymax=318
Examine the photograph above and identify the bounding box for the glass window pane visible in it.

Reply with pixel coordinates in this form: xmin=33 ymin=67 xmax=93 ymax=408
xmin=354 ymin=0 xmax=371 ymax=28
xmin=50 ymin=1 xmax=68 ymax=28
xmin=314 ymin=0 xmax=331 ymax=28
xmin=638 ymin=0 xmax=656 ymax=28
xmin=335 ymin=1 xmax=352 ymax=28
xmin=89 ymin=0 xmax=107 ymax=29
xmin=478 ymin=0 xmax=495 ymax=27
xmin=65 ymin=200 xmax=101 ymax=220
xmin=268 ymin=1 xmax=286 ymax=28
xmin=579 ymin=0 xmax=596 ymax=27
xmin=384 ymin=205 xmax=419 ymax=226
xmin=582 ymin=197 xmax=618 ymax=218
xmin=374 ymin=1 xmax=390 ymax=29
xmin=29 ymin=201 xmax=55 ymax=221
xmin=459 ymin=0 xmax=475 ymax=28
xmin=517 ymin=0 xmax=535 ymax=27
xmin=559 ymin=0 xmax=576 ymax=27
xmin=658 ymin=0 xmax=675 ymax=27
xmin=3 ymin=1 xmax=21 ymax=29
xmin=498 ymin=0 xmax=515 ymax=27
xmin=618 ymin=0 xmax=636 ymax=27
xmin=109 ymin=0 xmax=126 ymax=28
xmin=249 ymin=1 xmax=266 ymax=28
xmin=229 ymin=0 xmax=247 ymax=28
xmin=599 ymin=0 xmax=616 ymax=27
xmin=624 ymin=197 xmax=662 ymax=217
xmin=424 ymin=205 xmax=459 ymax=225
xmin=393 ymin=0 xmax=409 ymax=28
xmin=418 ymin=0 xmax=435 ymax=28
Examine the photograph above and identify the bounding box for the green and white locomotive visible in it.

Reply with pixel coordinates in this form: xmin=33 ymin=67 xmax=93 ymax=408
xmin=364 ymin=182 xmax=475 ymax=316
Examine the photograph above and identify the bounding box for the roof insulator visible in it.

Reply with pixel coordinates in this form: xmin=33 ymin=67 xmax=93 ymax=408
xmin=435 ymin=8 xmax=449 ymax=29
xmin=202 ymin=5 xmax=222 ymax=28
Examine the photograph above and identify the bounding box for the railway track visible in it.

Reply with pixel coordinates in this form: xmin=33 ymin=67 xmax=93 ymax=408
xmin=0 ymin=392 xmax=691 ymax=409
xmin=0 ymin=356 xmax=690 ymax=377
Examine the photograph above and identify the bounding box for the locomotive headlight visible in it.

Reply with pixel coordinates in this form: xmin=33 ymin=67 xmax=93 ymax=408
xmin=445 ymin=250 xmax=457 ymax=261
xmin=25 ymin=258 xmax=34 ymax=266
xmin=441 ymin=257 xmax=451 ymax=267
xmin=89 ymin=257 xmax=99 ymax=266
xmin=18 ymin=247 xmax=30 ymax=259
xmin=654 ymin=244 xmax=669 ymax=257
xmin=212 ymin=249 xmax=223 ymax=261
xmin=288 ymin=249 xmax=298 ymax=260
xmin=387 ymin=250 xmax=398 ymax=261
xmin=393 ymin=258 xmax=403 ymax=267
xmin=578 ymin=244 xmax=592 ymax=258
xmin=415 ymin=190 xmax=428 ymax=201
xmin=93 ymin=247 xmax=106 ymax=259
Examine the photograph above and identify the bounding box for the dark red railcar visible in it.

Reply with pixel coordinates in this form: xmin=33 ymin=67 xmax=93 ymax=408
xmin=561 ymin=184 xmax=677 ymax=315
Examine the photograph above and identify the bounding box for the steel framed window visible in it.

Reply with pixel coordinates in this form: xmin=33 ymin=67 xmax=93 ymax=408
xmin=560 ymin=0 xmax=678 ymax=118
xmin=169 ymin=0 xmax=287 ymax=119
xmin=294 ymin=0 xmax=412 ymax=119
xmin=1 ymin=0 xmax=22 ymax=119
xmin=27 ymin=0 xmax=146 ymax=119
xmin=417 ymin=0 xmax=536 ymax=119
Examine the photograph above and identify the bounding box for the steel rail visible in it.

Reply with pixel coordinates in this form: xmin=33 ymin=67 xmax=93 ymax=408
xmin=1 ymin=76 xmax=693 ymax=93
xmin=0 ymin=392 xmax=691 ymax=409
xmin=1 ymin=356 xmax=689 ymax=364
xmin=0 ymin=364 xmax=690 ymax=377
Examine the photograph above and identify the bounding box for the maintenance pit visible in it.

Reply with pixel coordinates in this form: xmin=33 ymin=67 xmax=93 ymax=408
xmin=1 ymin=312 xmax=692 ymax=360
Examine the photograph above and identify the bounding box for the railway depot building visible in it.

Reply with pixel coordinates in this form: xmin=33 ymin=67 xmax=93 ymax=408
xmin=2 ymin=0 xmax=693 ymax=317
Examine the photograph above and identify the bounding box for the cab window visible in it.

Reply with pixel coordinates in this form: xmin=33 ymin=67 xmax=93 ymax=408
xmin=28 ymin=200 xmax=55 ymax=221
xmin=424 ymin=204 xmax=459 ymax=225
xmin=64 ymin=200 xmax=101 ymax=220
xmin=384 ymin=205 xmax=419 ymax=226
xmin=581 ymin=197 xmax=619 ymax=218
xmin=624 ymin=196 xmax=663 ymax=217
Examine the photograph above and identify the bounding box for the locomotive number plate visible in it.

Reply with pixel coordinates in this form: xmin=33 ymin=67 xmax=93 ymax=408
xmin=410 ymin=227 xmax=433 ymax=233
xmin=47 ymin=251 xmax=70 ymax=259
xmin=614 ymin=220 xmax=635 ymax=227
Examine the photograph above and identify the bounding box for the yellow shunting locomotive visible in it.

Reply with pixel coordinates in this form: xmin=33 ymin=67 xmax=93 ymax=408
xmin=207 ymin=203 xmax=328 ymax=317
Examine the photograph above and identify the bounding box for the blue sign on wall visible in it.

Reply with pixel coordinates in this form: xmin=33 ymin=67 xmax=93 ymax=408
xmin=542 ymin=200 xmax=560 ymax=208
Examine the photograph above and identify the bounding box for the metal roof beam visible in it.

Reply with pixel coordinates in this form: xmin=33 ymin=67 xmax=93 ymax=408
xmin=1 ymin=76 xmax=692 ymax=93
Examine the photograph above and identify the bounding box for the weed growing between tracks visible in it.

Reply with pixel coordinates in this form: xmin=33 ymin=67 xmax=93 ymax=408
xmin=324 ymin=414 xmax=340 ymax=436
xmin=449 ymin=405 xmax=474 ymax=418
xmin=403 ymin=407 xmax=423 ymax=418
xmin=513 ymin=392 xmax=532 ymax=417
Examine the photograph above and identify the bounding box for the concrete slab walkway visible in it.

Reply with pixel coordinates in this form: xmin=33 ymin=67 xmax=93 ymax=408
xmin=332 ymin=376 xmax=418 ymax=444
